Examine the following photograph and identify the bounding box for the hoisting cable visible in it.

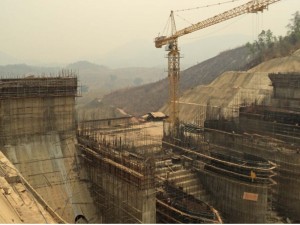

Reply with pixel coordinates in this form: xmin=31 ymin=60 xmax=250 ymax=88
xmin=183 ymin=14 xmax=247 ymax=40
xmin=160 ymin=14 xmax=172 ymax=37
xmin=175 ymin=0 xmax=243 ymax=12
xmin=175 ymin=14 xmax=195 ymax=26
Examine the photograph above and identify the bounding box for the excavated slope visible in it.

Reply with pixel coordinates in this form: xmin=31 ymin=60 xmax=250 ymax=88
xmin=162 ymin=49 xmax=300 ymax=123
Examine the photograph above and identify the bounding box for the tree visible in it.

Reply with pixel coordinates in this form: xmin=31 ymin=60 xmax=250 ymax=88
xmin=256 ymin=29 xmax=276 ymax=50
xmin=245 ymin=11 xmax=300 ymax=62
xmin=110 ymin=74 xmax=117 ymax=82
xmin=133 ymin=77 xmax=143 ymax=86
xmin=287 ymin=11 xmax=300 ymax=44
xmin=287 ymin=11 xmax=300 ymax=34
xmin=246 ymin=42 xmax=256 ymax=54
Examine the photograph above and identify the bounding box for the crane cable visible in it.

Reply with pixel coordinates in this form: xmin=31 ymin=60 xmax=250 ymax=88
xmin=182 ymin=14 xmax=248 ymax=41
xmin=175 ymin=14 xmax=195 ymax=26
xmin=160 ymin=14 xmax=172 ymax=37
xmin=173 ymin=0 xmax=248 ymax=34
xmin=160 ymin=0 xmax=247 ymax=37
xmin=252 ymin=10 xmax=264 ymax=41
xmin=174 ymin=0 xmax=244 ymax=12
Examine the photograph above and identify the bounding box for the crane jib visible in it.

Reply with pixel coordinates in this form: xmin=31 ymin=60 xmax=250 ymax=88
xmin=154 ymin=0 xmax=282 ymax=127
xmin=154 ymin=0 xmax=281 ymax=48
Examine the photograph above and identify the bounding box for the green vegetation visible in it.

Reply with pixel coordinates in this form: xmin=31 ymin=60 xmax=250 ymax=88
xmin=133 ymin=77 xmax=143 ymax=86
xmin=246 ymin=11 xmax=300 ymax=61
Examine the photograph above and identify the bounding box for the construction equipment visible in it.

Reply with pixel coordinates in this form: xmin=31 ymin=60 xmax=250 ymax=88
xmin=155 ymin=0 xmax=281 ymax=134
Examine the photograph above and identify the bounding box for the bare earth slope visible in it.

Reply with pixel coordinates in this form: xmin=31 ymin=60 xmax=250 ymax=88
xmin=101 ymin=46 xmax=255 ymax=116
xmin=249 ymin=49 xmax=300 ymax=73
xmin=166 ymin=48 xmax=300 ymax=124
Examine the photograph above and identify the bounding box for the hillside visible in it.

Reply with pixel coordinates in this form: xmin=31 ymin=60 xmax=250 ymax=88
xmin=165 ymin=48 xmax=300 ymax=123
xmin=0 ymin=51 xmax=22 ymax=65
xmin=71 ymin=61 xmax=165 ymax=107
xmin=101 ymin=46 xmax=256 ymax=116
xmin=99 ymin=11 xmax=300 ymax=117
xmin=249 ymin=49 xmax=300 ymax=73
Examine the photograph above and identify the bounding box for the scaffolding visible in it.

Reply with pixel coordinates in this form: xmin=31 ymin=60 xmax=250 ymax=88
xmin=73 ymin=71 xmax=300 ymax=223
xmin=0 ymin=70 xmax=80 ymax=99
xmin=199 ymin=72 xmax=300 ymax=222
xmin=0 ymin=71 xmax=101 ymax=223
xmin=77 ymin=118 xmax=158 ymax=223
xmin=0 ymin=71 xmax=79 ymax=144
xmin=77 ymin=117 xmax=227 ymax=223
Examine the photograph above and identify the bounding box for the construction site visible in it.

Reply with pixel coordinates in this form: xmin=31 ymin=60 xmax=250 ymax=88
xmin=0 ymin=0 xmax=300 ymax=224
xmin=1 ymin=67 xmax=300 ymax=224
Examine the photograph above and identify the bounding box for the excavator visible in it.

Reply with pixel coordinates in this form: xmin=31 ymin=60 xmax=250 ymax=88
xmin=154 ymin=0 xmax=281 ymax=135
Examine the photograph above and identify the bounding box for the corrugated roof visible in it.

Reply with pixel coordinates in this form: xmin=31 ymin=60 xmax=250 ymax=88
xmin=149 ymin=112 xmax=166 ymax=118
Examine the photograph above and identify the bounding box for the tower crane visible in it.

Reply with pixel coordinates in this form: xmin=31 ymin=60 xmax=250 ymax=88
xmin=155 ymin=0 xmax=281 ymax=135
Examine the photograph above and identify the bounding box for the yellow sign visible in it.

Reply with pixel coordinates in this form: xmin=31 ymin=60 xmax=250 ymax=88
xmin=250 ymin=170 xmax=256 ymax=182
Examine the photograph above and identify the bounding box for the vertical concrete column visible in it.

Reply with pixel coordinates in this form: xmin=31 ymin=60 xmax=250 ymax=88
xmin=141 ymin=188 xmax=156 ymax=223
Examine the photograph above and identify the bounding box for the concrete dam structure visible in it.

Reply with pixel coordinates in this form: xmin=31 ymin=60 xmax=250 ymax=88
xmin=0 ymin=72 xmax=99 ymax=223
xmin=0 ymin=70 xmax=299 ymax=223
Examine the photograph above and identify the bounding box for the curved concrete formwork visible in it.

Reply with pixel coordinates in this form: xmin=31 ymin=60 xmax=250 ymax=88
xmin=198 ymin=168 xmax=270 ymax=223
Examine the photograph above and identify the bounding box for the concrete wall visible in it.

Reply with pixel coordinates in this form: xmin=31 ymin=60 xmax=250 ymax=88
xmin=273 ymin=87 xmax=300 ymax=99
xmin=269 ymin=73 xmax=300 ymax=100
xmin=271 ymin=98 xmax=300 ymax=109
xmin=198 ymin=169 xmax=269 ymax=223
xmin=204 ymin=129 xmax=300 ymax=221
xmin=0 ymin=97 xmax=75 ymax=144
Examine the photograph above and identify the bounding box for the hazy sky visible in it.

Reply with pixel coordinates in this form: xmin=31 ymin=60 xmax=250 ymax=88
xmin=0 ymin=0 xmax=298 ymax=66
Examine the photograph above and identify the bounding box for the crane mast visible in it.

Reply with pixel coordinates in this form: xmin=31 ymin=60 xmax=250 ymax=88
xmin=155 ymin=0 xmax=281 ymax=135
xmin=166 ymin=11 xmax=180 ymax=129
